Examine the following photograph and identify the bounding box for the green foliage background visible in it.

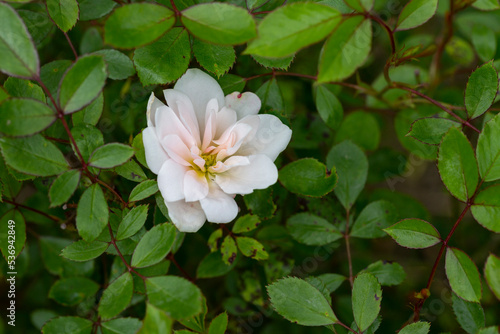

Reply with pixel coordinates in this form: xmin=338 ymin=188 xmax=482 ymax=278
xmin=0 ymin=0 xmax=500 ymax=333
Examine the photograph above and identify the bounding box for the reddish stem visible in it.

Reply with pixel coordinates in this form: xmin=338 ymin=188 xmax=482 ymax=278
xmin=108 ymin=223 xmax=147 ymax=280
xmin=344 ymin=209 xmax=354 ymax=288
xmin=167 ymin=253 xmax=194 ymax=282
xmin=63 ymin=32 xmax=78 ymax=60
xmin=367 ymin=13 xmax=396 ymax=55
xmin=3 ymin=198 xmax=61 ymax=222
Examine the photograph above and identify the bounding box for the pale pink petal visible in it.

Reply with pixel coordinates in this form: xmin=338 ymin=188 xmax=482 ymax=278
xmin=147 ymin=93 xmax=165 ymax=127
xmin=213 ymin=116 xmax=260 ymax=159
xmin=155 ymin=106 xmax=197 ymax=148
xmin=200 ymin=183 xmax=238 ymax=223
xmin=208 ymin=156 xmax=250 ymax=174
xmin=161 ymin=135 xmax=192 ymax=167
xmin=237 ymin=114 xmax=292 ymax=161
xmin=215 ymin=107 xmax=237 ymax=138
xmin=174 ymin=69 xmax=225 ymax=130
xmin=163 ymin=89 xmax=201 ymax=145
xmin=225 ymin=92 xmax=261 ymax=120
xmin=157 ymin=159 xmax=189 ymax=202
xmin=165 ymin=200 xmax=206 ymax=232
xmin=142 ymin=127 xmax=169 ymax=174
xmin=215 ymin=154 xmax=278 ymax=195
xmin=202 ymin=108 xmax=217 ymax=151
xmin=184 ymin=170 xmax=209 ymax=202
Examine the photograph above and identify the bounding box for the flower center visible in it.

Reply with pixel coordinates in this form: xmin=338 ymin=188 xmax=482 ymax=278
xmin=202 ymin=153 xmax=217 ymax=170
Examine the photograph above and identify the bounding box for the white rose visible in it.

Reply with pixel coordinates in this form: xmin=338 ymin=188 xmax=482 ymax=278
xmin=143 ymin=69 xmax=292 ymax=232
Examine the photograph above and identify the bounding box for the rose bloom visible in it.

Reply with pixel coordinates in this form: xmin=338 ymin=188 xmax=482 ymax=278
xmin=143 ymin=69 xmax=291 ymax=232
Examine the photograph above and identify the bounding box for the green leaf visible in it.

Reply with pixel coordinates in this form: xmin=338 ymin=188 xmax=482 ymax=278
xmin=326 ymin=140 xmax=368 ymax=210
xmin=76 ymin=184 xmax=109 ymax=242
xmin=221 ymin=235 xmax=237 ymax=265
xmin=351 ymin=200 xmax=397 ymax=238
xmin=131 ymin=223 xmax=176 ymax=268
xmin=98 ymin=272 xmax=134 ymax=320
xmin=0 ymin=2 xmax=39 ymax=78
xmin=89 ymin=143 xmax=134 ymax=169
xmin=39 ymin=236 xmax=94 ymax=277
xmin=361 ymin=261 xmax=406 ymax=286
xmin=40 ymin=60 xmax=72 ymax=98
xmin=344 ymin=0 xmax=374 ymax=11
xmin=138 ymin=303 xmax=173 ymax=334
xmin=193 ymin=39 xmax=235 ymax=78
xmin=383 ymin=219 xmax=441 ymax=249
xmin=18 ymin=10 xmax=54 ymax=46
xmin=59 ymin=55 xmax=107 ymax=114
xmin=4 ymin=77 xmax=46 ymax=102
xmin=267 ymin=277 xmax=338 ymax=326
xmin=473 ymin=0 xmax=500 ymax=11
xmin=71 ymin=124 xmax=104 ymax=161
xmin=255 ymin=78 xmax=283 ymax=111
xmin=484 ymin=253 xmax=500 ymax=300
xmin=471 ymin=25 xmax=496 ymax=63
xmin=101 ymin=318 xmax=142 ymax=334
xmin=465 ymin=62 xmax=498 ymax=119
xmin=286 ymin=212 xmax=342 ymax=246
xmin=42 ymin=316 xmax=93 ymax=334
xmin=252 ymin=54 xmax=294 ymax=70
xmin=477 ymin=327 xmax=500 ymax=334
xmin=236 ymin=237 xmax=268 ymax=260
xmin=49 ymin=277 xmax=99 ymax=306
xmin=471 ymin=185 xmax=500 ymax=232
xmin=207 ymin=228 xmax=223 ymax=252
xmin=104 ymin=3 xmax=175 ymax=48
xmin=181 ymin=3 xmax=256 ymax=45
xmin=437 ymin=127 xmax=478 ymax=202
xmin=217 ymin=74 xmax=246 ymax=95
xmin=408 ymin=117 xmax=460 ymax=145
xmin=134 ymin=28 xmax=190 ymax=86
xmin=395 ymin=108 xmax=437 ymax=160
xmin=314 ymin=85 xmax=343 ymax=130
xmin=132 ymin=132 xmax=147 ymax=167
xmin=80 ymin=27 xmax=103 ymax=54
xmin=245 ymin=3 xmax=341 ymax=58
xmin=49 ymin=170 xmax=80 ymax=207
xmin=115 ymin=160 xmax=147 ymax=183
xmin=243 ymin=188 xmax=276 ymax=219
xmin=93 ymin=49 xmax=135 ymax=80
xmin=0 ymin=210 xmax=26 ymax=259
xmin=318 ymin=17 xmax=372 ymax=83
xmin=129 ymin=180 xmax=159 ymax=202
xmin=316 ymin=273 xmax=346 ymax=293
xmin=0 ymin=134 xmax=69 ymax=176
xmin=335 ymin=111 xmax=380 ymax=151
xmin=146 ymin=275 xmax=203 ymax=319
xmin=46 ymin=0 xmax=79 ymax=32
xmin=61 ymin=239 xmax=109 ymax=261
xmin=395 ymin=0 xmax=438 ymax=31
xmin=399 ymin=322 xmax=430 ymax=334
xmin=197 ymin=251 xmax=236 ymax=279
xmin=352 ymin=273 xmax=382 ymax=332
xmin=0 ymin=98 xmax=55 ymax=136
xmin=72 ymin=91 xmax=103 ymax=126
xmin=452 ymin=292 xmax=485 ymax=334
xmin=445 ymin=247 xmax=482 ymax=302
xmin=232 ymin=214 xmax=261 ymax=234
xmin=79 ymin=0 xmax=116 ymax=21
xmin=208 ymin=312 xmax=228 ymax=334
xmin=116 ymin=205 xmax=149 ymax=240
xmin=477 ymin=113 xmax=500 ymax=182
xmin=279 ymin=158 xmax=337 ymax=197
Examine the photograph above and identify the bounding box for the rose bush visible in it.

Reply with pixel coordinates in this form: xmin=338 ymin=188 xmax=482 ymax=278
xmin=143 ymin=69 xmax=291 ymax=232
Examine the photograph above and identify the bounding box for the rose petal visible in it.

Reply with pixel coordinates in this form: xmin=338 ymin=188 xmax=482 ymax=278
xmin=215 ymin=106 xmax=237 ymax=138
xmin=200 ymin=183 xmax=238 ymax=223
xmin=238 ymin=114 xmax=292 ymax=161
xmin=184 ymin=170 xmax=209 ymax=202
xmin=165 ymin=200 xmax=206 ymax=232
xmin=161 ymin=135 xmax=193 ymax=167
xmin=142 ymin=127 xmax=169 ymax=174
xmin=174 ymin=69 xmax=225 ymax=131
xmin=157 ymin=159 xmax=189 ymax=202
xmin=215 ymin=154 xmax=278 ymax=195
xmin=163 ymin=89 xmax=201 ymax=145
xmin=155 ymin=106 xmax=197 ymax=149
xmin=208 ymin=155 xmax=250 ymax=173
xmin=147 ymin=93 xmax=165 ymax=127
xmin=225 ymin=92 xmax=261 ymax=120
